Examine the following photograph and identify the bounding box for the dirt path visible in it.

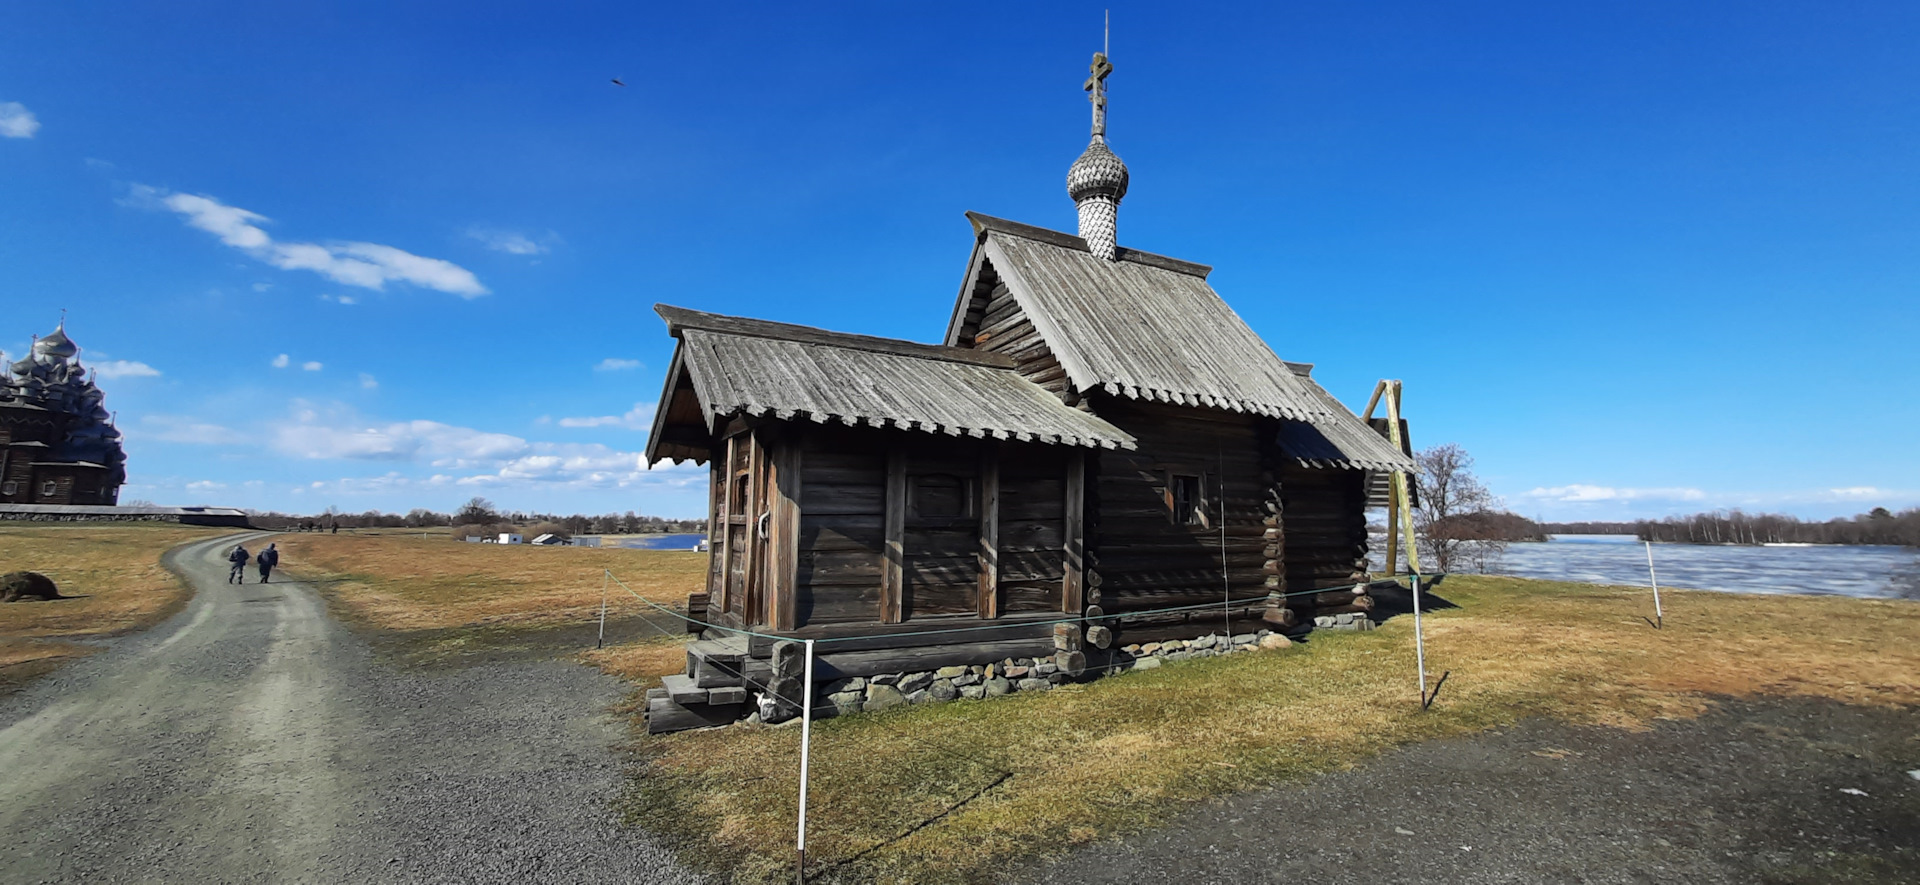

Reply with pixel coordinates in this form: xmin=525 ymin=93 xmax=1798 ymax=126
xmin=1014 ymin=697 xmax=1920 ymax=884
xmin=0 ymin=532 xmax=696 ymax=884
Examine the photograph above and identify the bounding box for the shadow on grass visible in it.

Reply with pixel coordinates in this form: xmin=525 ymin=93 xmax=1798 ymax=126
xmin=1366 ymin=576 xmax=1461 ymax=623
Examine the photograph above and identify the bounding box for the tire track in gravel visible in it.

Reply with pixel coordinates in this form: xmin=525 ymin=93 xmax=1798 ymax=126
xmin=0 ymin=532 xmax=697 ymax=884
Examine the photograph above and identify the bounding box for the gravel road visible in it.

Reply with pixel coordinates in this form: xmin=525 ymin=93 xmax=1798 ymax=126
xmin=1015 ymin=697 xmax=1920 ymax=884
xmin=0 ymin=532 xmax=697 ymax=884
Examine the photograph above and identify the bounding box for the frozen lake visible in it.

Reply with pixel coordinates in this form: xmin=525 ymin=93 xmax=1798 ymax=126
xmin=1485 ymin=534 xmax=1920 ymax=600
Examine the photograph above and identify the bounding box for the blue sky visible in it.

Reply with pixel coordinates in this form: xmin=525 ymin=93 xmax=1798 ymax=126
xmin=3 ymin=2 xmax=1916 ymax=521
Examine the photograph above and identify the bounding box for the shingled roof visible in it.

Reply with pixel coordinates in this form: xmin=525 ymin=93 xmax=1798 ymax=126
xmin=645 ymin=305 xmax=1136 ymax=464
xmin=1271 ymin=363 xmax=1416 ymax=472
xmin=945 ymin=213 xmax=1338 ymax=422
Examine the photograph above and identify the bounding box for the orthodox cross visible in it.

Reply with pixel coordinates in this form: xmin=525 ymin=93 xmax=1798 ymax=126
xmin=1084 ymin=14 xmax=1112 ymax=138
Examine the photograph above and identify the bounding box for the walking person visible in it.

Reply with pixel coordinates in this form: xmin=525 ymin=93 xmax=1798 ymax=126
xmin=227 ymin=544 xmax=250 ymax=584
xmin=257 ymin=543 xmax=279 ymax=584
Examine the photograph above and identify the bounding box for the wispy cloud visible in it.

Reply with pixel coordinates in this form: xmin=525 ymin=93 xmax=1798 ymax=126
xmin=320 ymin=293 xmax=357 ymax=305
xmin=467 ymin=227 xmax=554 ymax=256
xmin=558 ymin=402 xmax=656 ymax=430
xmin=139 ymin=415 xmax=239 ymax=445
xmin=132 ymin=186 xmax=488 ymax=298
xmin=264 ymin=401 xmax=688 ymax=490
xmin=272 ymin=353 xmax=290 ymax=368
xmin=359 ymin=372 xmax=378 ymax=390
xmin=185 ymin=480 xmax=227 ymax=492
xmin=302 ymin=361 xmax=323 ymax=371
xmin=594 ymin=357 xmax=642 ymax=372
xmin=91 ymin=359 xmax=161 ymax=380
xmin=1521 ymin=484 xmax=1708 ymax=503
xmin=0 ymin=101 xmax=39 ymax=139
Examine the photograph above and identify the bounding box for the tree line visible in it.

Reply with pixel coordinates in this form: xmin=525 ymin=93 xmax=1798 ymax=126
xmin=243 ymin=496 xmax=704 ymax=539
xmin=1542 ymin=507 xmax=1920 ymax=547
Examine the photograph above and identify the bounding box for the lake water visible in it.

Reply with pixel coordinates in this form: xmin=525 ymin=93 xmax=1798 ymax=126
xmin=601 ymin=533 xmax=707 ymax=551
xmin=1477 ymin=534 xmax=1920 ymax=600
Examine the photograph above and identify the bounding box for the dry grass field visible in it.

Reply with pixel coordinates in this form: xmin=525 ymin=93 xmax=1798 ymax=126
xmin=623 ymin=576 xmax=1920 ymax=884
xmin=0 ymin=522 xmax=227 ymax=685
xmin=273 ymin=531 xmax=709 ymax=672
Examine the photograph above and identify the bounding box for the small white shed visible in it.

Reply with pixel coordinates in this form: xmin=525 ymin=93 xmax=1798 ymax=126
xmin=498 ymin=533 xmax=523 ymax=545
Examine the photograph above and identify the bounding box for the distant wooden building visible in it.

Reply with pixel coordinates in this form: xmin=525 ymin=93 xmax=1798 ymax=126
xmin=640 ymin=49 xmax=1412 ymax=732
xmin=2 ymin=323 xmax=127 ymax=506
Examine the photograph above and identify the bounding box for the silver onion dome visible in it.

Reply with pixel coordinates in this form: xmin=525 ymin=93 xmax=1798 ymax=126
xmin=33 ymin=325 xmax=78 ymax=360
xmin=1066 ymin=138 xmax=1129 ymax=203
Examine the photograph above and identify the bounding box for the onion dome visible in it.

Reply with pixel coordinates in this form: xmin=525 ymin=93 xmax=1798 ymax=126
xmin=33 ymin=324 xmax=78 ymax=360
xmin=1066 ymin=138 xmax=1129 ymax=203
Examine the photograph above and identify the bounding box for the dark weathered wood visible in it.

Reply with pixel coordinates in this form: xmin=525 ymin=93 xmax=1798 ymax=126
xmin=769 ymin=436 xmax=802 ymax=631
xmin=718 ymin=435 xmax=737 ymax=616
xmin=813 ymin=638 xmax=1057 ymax=680
xmin=978 ymin=443 xmax=1000 ymax=619
xmin=1063 ymin=451 xmax=1085 ymax=613
xmin=882 ymin=449 xmax=906 ymax=624
xmin=659 ymin=303 xmax=1017 ymax=368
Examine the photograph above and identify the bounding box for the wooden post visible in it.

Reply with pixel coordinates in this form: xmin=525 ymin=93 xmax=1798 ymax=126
xmin=744 ymin=432 xmax=763 ymax=625
xmin=977 ymin=443 xmax=1000 ymax=619
xmin=1385 ymin=381 xmax=1422 ymax=575
xmin=770 ymin=438 xmax=803 ymax=632
xmin=881 ymin=449 xmax=906 ymax=624
xmin=719 ymin=436 xmax=737 ymax=614
xmin=1063 ymin=450 xmax=1085 ymax=613
xmin=1645 ymin=541 xmax=1663 ymax=629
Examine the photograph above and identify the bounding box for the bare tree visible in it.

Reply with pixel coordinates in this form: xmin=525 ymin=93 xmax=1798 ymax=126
xmin=453 ymin=496 xmax=501 ymax=526
xmin=1413 ymin=443 xmax=1508 ymax=573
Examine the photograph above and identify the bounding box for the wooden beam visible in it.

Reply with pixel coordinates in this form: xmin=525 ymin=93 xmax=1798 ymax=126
xmin=742 ymin=432 xmax=762 ymax=625
xmin=769 ymin=435 xmax=802 ymax=632
xmin=1063 ymin=450 xmax=1085 ymax=613
xmin=718 ymin=436 xmax=736 ymax=615
xmin=882 ymin=448 xmax=906 ymax=624
xmin=977 ymin=443 xmax=1000 ymax=619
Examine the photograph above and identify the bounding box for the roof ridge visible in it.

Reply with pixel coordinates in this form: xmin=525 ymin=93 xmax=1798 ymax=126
xmin=964 ymin=211 xmax=1212 ymax=279
xmin=654 ymin=305 xmax=1016 ymax=369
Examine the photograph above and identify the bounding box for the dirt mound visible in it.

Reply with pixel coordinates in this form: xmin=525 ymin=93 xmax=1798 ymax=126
xmin=2 ymin=571 xmax=62 ymax=602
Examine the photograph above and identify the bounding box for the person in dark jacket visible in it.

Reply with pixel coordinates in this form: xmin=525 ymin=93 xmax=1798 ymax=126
xmin=257 ymin=543 xmax=280 ymax=583
xmin=228 ymin=544 xmax=250 ymax=584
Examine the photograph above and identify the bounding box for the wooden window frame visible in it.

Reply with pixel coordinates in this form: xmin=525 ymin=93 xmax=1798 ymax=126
xmin=1164 ymin=470 xmax=1211 ymax=528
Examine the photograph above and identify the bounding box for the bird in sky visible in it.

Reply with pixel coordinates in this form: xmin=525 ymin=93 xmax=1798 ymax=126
xmin=610 ymin=77 xmax=626 ymax=86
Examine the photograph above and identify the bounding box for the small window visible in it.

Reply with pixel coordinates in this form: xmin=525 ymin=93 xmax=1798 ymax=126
xmin=42 ymin=481 xmax=58 ymax=497
xmin=0 ymin=481 xmax=14 ymax=496
xmin=1170 ymin=474 xmax=1207 ymax=527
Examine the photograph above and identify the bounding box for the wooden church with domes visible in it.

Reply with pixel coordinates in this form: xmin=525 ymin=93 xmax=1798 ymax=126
xmin=1 ymin=322 xmax=128 ymax=506
xmin=638 ymin=45 xmax=1412 ymax=732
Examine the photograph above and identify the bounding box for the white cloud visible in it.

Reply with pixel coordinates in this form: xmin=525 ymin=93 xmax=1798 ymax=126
xmin=91 ymin=359 xmax=161 ymax=380
xmin=139 ymin=415 xmax=239 ymax=445
xmin=320 ymin=293 xmax=358 ymax=305
xmin=272 ymin=353 xmax=291 ymax=368
xmin=359 ymin=372 xmax=378 ymax=390
xmin=134 ymin=186 xmax=488 ymax=298
xmin=1521 ymin=484 xmax=1708 ymax=503
xmin=252 ymin=282 xmax=273 ymax=292
xmin=185 ymin=480 xmax=227 ymax=492
xmin=594 ymin=357 xmax=642 ymax=372
xmin=302 ymin=361 xmax=323 ymax=371
xmin=264 ymin=401 xmax=694 ymax=491
xmin=558 ymin=402 xmax=656 ymax=430
xmin=0 ymin=102 xmax=40 ymax=139
xmin=467 ymin=227 xmax=552 ymax=256
xmin=1827 ymin=486 xmax=1886 ymax=499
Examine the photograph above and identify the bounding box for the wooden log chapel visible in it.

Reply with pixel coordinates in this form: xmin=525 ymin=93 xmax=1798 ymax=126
xmin=639 ymin=46 xmax=1414 ymax=732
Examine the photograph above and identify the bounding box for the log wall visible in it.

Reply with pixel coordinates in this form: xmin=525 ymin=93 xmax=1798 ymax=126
xmin=1278 ymin=460 xmax=1370 ymax=595
xmin=1087 ymin=399 xmax=1272 ymax=614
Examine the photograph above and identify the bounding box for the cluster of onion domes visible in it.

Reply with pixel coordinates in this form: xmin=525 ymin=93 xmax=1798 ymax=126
xmin=3 ymin=322 xmax=126 ymax=483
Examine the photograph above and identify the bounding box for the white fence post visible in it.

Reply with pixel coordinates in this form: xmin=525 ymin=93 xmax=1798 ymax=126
xmin=597 ymin=570 xmax=609 ymax=649
xmin=1645 ymin=541 xmax=1663 ymax=629
xmin=796 ymin=638 xmax=816 ymax=883
xmin=1412 ymin=573 xmax=1428 ymax=708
